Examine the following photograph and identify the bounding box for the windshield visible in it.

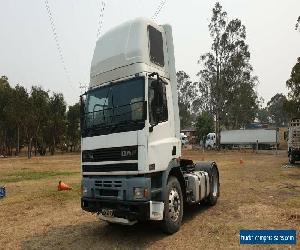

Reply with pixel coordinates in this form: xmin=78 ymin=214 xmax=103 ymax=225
xmin=82 ymin=77 xmax=145 ymax=137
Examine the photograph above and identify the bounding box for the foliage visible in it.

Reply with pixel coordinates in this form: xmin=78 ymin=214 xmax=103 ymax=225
xmin=285 ymin=57 xmax=300 ymax=117
xmin=195 ymin=112 xmax=214 ymax=143
xmin=0 ymin=76 xmax=80 ymax=157
xmin=267 ymin=94 xmax=289 ymax=126
xmin=176 ymin=71 xmax=197 ymax=128
xmin=257 ymin=107 xmax=269 ymax=124
xmin=66 ymin=102 xmax=80 ymax=152
xmin=197 ymin=2 xmax=259 ymax=146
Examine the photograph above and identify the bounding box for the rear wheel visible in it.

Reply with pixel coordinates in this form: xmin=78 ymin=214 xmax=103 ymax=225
xmin=161 ymin=176 xmax=183 ymax=234
xmin=289 ymin=154 xmax=295 ymax=164
xmin=206 ymin=165 xmax=220 ymax=206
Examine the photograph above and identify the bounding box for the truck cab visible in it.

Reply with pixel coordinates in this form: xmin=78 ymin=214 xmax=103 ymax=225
xmin=205 ymin=132 xmax=216 ymax=149
xmin=80 ymin=18 xmax=220 ymax=234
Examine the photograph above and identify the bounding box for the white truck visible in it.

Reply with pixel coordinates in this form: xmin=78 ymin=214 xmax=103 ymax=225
xmin=80 ymin=18 xmax=220 ymax=234
xmin=205 ymin=129 xmax=278 ymax=150
xmin=288 ymin=118 xmax=300 ymax=164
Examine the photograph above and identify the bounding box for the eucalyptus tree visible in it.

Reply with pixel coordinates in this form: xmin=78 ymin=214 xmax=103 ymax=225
xmin=197 ymin=2 xmax=258 ymax=146
xmin=285 ymin=57 xmax=300 ymax=118
xmin=66 ymin=102 xmax=80 ymax=152
xmin=267 ymin=93 xmax=289 ymax=127
xmin=47 ymin=93 xmax=67 ymax=155
xmin=176 ymin=71 xmax=197 ymax=128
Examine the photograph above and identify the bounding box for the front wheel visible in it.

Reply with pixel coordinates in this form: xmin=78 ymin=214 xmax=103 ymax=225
xmin=161 ymin=176 xmax=183 ymax=234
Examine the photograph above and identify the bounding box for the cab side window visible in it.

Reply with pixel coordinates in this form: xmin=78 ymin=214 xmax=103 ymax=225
xmin=148 ymin=79 xmax=168 ymax=125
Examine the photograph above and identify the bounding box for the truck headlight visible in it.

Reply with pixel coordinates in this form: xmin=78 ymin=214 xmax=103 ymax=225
xmin=82 ymin=185 xmax=88 ymax=196
xmin=133 ymin=187 xmax=148 ymax=199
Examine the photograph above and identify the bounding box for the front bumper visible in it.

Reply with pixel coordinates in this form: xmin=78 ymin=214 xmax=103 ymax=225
xmin=289 ymin=149 xmax=300 ymax=160
xmin=81 ymin=197 xmax=150 ymax=221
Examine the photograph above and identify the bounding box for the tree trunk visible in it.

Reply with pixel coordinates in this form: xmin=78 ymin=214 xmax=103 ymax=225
xmin=34 ymin=137 xmax=37 ymax=156
xmin=16 ymin=126 xmax=20 ymax=156
xmin=51 ymin=136 xmax=55 ymax=155
xmin=28 ymin=138 xmax=32 ymax=159
xmin=215 ymin=111 xmax=221 ymax=149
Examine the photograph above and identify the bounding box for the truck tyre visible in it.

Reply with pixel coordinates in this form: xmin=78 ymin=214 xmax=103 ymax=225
xmin=289 ymin=154 xmax=295 ymax=164
xmin=161 ymin=176 xmax=183 ymax=234
xmin=206 ymin=164 xmax=220 ymax=206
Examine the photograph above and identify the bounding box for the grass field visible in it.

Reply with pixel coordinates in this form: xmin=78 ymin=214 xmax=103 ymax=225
xmin=0 ymin=150 xmax=299 ymax=249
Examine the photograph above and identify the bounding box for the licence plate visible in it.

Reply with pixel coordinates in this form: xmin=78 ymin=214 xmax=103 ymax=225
xmin=101 ymin=208 xmax=114 ymax=217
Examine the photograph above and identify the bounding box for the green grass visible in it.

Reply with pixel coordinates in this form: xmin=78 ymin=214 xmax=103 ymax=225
xmin=0 ymin=170 xmax=79 ymax=184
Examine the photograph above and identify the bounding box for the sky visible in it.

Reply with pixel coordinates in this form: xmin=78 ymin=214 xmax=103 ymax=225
xmin=0 ymin=0 xmax=299 ymax=106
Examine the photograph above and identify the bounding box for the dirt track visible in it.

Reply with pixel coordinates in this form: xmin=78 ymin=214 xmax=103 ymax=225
xmin=0 ymin=150 xmax=299 ymax=249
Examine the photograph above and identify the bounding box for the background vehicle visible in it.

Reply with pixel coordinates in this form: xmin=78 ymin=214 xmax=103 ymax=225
xmin=80 ymin=18 xmax=220 ymax=234
xmin=288 ymin=118 xmax=300 ymax=164
xmin=205 ymin=129 xmax=278 ymax=150
xmin=205 ymin=133 xmax=216 ymax=149
xmin=180 ymin=133 xmax=189 ymax=145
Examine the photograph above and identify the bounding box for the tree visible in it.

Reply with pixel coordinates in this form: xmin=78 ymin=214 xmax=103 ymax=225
xmin=176 ymin=71 xmax=197 ymax=128
xmin=195 ymin=112 xmax=214 ymax=144
xmin=47 ymin=93 xmax=67 ymax=155
xmin=267 ymin=94 xmax=289 ymax=126
xmin=66 ymin=102 xmax=80 ymax=152
xmin=0 ymin=75 xmax=78 ymax=157
xmin=30 ymin=86 xmax=50 ymax=156
xmin=8 ymin=85 xmax=29 ymax=155
xmin=0 ymin=76 xmax=13 ymax=155
xmin=257 ymin=107 xmax=269 ymax=124
xmin=197 ymin=2 xmax=259 ymax=146
xmin=286 ymin=57 xmax=300 ymax=117
xmin=285 ymin=57 xmax=300 ymax=117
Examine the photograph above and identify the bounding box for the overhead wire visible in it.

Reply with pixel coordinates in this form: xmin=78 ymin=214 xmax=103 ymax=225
xmin=96 ymin=0 xmax=106 ymax=40
xmin=78 ymin=0 xmax=107 ymax=94
xmin=44 ymin=0 xmax=73 ymax=88
xmin=152 ymin=0 xmax=167 ymax=21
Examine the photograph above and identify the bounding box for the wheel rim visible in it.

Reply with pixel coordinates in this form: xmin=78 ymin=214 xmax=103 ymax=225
xmin=168 ymin=187 xmax=181 ymax=222
xmin=212 ymin=170 xmax=219 ymax=197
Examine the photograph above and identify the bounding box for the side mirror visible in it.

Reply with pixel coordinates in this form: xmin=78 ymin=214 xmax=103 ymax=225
xmin=80 ymin=94 xmax=86 ymax=130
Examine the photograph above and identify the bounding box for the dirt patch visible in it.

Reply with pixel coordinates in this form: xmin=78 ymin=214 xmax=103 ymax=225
xmin=0 ymin=150 xmax=299 ymax=249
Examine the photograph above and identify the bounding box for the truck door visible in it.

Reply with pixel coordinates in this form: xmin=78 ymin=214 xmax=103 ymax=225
xmin=147 ymin=76 xmax=178 ymax=172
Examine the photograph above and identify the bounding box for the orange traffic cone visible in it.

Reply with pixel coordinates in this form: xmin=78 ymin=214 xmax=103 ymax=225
xmin=58 ymin=181 xmax=72 ymax=191
xmin=240 ymin=158 xmax=244 ymax=164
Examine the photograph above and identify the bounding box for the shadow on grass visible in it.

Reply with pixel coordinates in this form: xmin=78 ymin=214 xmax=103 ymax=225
xmin=21 ymin=203 xmax=212 ymax=249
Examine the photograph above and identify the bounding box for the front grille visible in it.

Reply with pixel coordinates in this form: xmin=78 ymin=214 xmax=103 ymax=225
xmin=82 ymin=146 xmax=138 ymax=162
xmin=82 ymin=163 xmax=138 ymax=172
xmin=93 ymin=178 xmax=124 ymax=199
xmin=95 ymin=180 xmax=123 ymax=188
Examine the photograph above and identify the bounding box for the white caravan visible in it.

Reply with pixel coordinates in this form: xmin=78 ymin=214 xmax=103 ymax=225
xmin=80 ymin=18 xmax=220 ymax=234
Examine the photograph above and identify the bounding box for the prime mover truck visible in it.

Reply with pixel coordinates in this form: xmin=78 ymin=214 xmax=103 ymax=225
xmin=80 ymin=18 xmax=220 ymax=234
